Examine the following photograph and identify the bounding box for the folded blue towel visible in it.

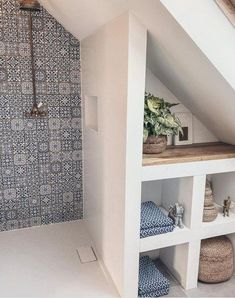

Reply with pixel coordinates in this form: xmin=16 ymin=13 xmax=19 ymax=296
xmin=141 ymin=201 xmax=174 ymax=230
xmin=139 ymin=256 xmax=170 ymax=297
xmin=140 ymin=225 xmax=175 ymax=239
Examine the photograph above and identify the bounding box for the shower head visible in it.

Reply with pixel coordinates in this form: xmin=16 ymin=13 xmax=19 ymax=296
xmin=19 ymin=0 xmax=41 ymax=11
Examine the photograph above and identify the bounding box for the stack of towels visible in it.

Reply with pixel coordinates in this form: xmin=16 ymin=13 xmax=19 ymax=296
xmin=138 ymin=256 xmax=170 ymax=297
xmin=140 ymin=201 xmax=175 ymax=238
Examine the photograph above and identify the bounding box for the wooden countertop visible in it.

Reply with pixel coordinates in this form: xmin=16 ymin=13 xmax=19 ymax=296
xmin=143 ymin=143 xmax=235 ymax=166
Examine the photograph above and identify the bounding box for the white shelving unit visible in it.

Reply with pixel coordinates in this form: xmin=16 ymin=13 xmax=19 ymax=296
xmin=141 ymin=157 xmax=235 ymax=290
xmin=81 ymin=12 xmax=235 ymax=298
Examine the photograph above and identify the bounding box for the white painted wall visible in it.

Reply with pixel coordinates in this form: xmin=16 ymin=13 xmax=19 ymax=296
xmin=145 ymin=69 xmax=217 ymax=144
xmin=212 ymin=173 xmax=235 ymax=214
xmin=161 ymin=0 xmax=235 ymax=89
xmin=82 ymin=13 xmax=147 ymax=298
xmin=82 ymin=14 xmax=129 ymax=295
xmin=160 ymin=243 xmax=189 ymax=288
xmin=161 ymin=177 xmax=193 ymax=229
xmin=123 ymin=14 xmax=147 ymax=298
xmin=141 ymin=180 xmax=162 ymax=205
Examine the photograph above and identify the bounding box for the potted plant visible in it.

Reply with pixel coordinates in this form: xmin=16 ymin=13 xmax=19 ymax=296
xmin=143 ymin=92 xmax=183 ymax=154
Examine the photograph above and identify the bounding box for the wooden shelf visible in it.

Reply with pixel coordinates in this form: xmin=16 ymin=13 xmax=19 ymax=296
xmin=143 ymin=143 xmax=235 ymax=166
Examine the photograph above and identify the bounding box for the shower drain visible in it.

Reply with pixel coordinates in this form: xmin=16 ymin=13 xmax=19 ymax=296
xmin=76 ymin=246 xmax=97 ymax=264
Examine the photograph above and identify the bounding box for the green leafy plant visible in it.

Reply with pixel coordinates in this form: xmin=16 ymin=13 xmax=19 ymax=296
xmin=143 ymin=92 xmax=183 ymax=142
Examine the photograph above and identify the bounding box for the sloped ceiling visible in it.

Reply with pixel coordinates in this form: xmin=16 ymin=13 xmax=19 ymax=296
xmin=161 ymin=0 xmax=235 ymax=90
xmin=39 ymin=0 xmax=235 ymax=144
xmin=38 ymin=0 xmax=128 ymax=40
xmin=130 ymin=0 xmax=235 ymax=144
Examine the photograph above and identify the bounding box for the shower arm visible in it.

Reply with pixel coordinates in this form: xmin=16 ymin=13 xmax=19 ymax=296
xmin=28 ymin=11 xmax=37 ymax=108
xmin=20 ymin=0 xmax=47 ymax=118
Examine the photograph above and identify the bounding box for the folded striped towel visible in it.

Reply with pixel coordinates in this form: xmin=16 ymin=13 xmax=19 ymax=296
xmin=138 ymin=256 xmax=170 ymax=297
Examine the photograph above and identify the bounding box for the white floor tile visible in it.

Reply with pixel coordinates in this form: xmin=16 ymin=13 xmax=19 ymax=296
xmin=0 ymin=221 xmax=119 ymax=298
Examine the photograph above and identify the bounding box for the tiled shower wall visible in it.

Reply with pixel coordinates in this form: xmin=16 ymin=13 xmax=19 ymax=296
xmin=0 ymin=0 xmax=83 ymax=231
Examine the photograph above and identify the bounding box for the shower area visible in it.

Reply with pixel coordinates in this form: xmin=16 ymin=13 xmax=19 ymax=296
xmin=0 ymin=0 xmax=83 ymax=231
xmin=0 ymin=1 xmax=116 ymax=296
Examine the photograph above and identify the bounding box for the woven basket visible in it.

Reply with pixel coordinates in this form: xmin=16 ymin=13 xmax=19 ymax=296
xmin=143 ymin=135 xmax=167 ymax=154
xmin=203 ymin=205 xmax=218 ymax=222
xmin=199 ymin=236 xmax=234 ymax=283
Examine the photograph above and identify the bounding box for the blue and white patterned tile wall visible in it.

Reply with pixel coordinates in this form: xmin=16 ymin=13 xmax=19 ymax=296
xmin=0 ymin=0 xmax=83 ymax=231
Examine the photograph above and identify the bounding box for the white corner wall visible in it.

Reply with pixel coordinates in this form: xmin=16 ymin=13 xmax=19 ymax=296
xmin=145 ymin=69 xmax=218 ymax=144
xmin=82 ymin=13 xmax=147 ymax=297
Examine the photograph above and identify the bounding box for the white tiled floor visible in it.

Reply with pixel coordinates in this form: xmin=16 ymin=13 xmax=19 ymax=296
xmin=0 ymin=220 xmax=119 ymax=298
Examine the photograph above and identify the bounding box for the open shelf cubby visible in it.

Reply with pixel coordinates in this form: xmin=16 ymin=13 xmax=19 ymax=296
xmin=141 ymin=242 xmax=191 ymax=290
xmin=199 ymin=233 xmax=235 ymax=280
xmin=140 ymin=178 xmax=192 ymax=252
xmin=141 ymin=233 xmax=235 ymax=294
xmin=201 ymin=172 xmax=235 ymax=238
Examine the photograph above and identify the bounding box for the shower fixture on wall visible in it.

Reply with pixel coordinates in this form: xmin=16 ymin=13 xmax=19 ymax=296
xmin=20 ymin=0 xmax=47 ymax=118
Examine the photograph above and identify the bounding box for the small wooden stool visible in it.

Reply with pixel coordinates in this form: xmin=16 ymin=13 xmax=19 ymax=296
xmin=199 ymin=236 xmax=234 ymax=283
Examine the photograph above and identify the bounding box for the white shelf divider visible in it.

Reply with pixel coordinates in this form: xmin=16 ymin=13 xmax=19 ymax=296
xmin=190 ymin=175 xmax=206 ymax=229
xmin=140 ymin=226 xmax=191 ymax=252
xmin=184 ymin=240 xmax=201 ymax=290
xmin=201 ymin=209 xmax=235 ymax=239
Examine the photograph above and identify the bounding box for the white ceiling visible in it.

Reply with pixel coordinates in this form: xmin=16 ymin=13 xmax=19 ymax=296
xmin=161 ymin=0 xmax=235 ymax=90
